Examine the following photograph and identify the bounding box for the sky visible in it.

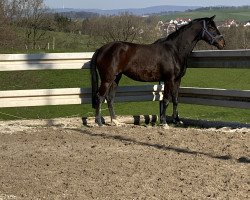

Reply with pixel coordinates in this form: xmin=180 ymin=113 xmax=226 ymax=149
xmin=44 ymin=0 xmax=250 ymax=9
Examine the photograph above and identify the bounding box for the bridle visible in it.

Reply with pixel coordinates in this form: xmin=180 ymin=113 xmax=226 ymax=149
xmin=201 ymin=20 xmax=223 ymax=45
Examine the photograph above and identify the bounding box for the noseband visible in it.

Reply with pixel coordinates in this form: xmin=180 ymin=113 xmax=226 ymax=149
xmin=201 ymin=20 xmax=223 ymax=45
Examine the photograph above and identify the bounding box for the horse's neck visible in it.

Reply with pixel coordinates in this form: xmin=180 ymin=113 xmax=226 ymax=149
xmin=174 ymin=30 xmax=200 ymax=56
xmin=171 ymin=26 xmax=201 ymax=63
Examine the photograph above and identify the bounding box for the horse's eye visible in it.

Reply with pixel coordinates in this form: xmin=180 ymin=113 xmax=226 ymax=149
xmin=207 ymin=23 xmax=213 ymax=28
xmin=208 ymin=25 xmax=215 ymax=30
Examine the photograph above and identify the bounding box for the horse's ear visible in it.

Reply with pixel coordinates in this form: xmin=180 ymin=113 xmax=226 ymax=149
xmin=210 ymin=15 xmax=216 ymax=21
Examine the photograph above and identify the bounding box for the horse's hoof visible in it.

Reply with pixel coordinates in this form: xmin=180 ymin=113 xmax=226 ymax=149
xmin=173 ymin=117 xmax=184 ymax=126
xmin=97 ymin=123 xmax=103 ymax=127
xmin=161 ymin=124 xmax=170 ymax=129
xmin=173 ymin=120 xmax=184 ymax=126
xmin=95 ymin=118 xmax=103 ymax=127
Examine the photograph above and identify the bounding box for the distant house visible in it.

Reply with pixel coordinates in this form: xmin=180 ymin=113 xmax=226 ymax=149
xmin=157 ymin=18 xmax=248 ymax=37
xmin=175 ymin=18 xmax=192 ymax=27
xmin=219 ymin=19 xmax=239 ymax=28
xmin=157 ymin=21 xmax=175 ymax=35
xmin=244 ymin=22 xmax=250 ymax=27
xmin=157 ymin=18 xmax=192 ymax=36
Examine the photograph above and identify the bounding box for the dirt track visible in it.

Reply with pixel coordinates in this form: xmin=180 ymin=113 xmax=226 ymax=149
xmin=0 ymin=118 xmax=249 ymax=200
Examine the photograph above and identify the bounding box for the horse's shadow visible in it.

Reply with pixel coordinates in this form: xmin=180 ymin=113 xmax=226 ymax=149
xmin=70 ymin=128 xmax=250 ymax=164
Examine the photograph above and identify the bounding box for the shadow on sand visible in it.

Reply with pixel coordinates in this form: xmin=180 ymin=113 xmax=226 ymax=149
xmin=70 ymin=127 xmax=250 ymax=164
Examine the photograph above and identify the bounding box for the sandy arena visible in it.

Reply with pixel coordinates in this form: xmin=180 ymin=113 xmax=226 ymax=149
xmin=0 ymin=118 xmax=249 ymax=200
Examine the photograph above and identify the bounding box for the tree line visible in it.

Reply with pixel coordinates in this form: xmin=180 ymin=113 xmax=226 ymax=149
xmin=0 ymin=0 xmax=249 ymax=53
xmin=0 ymin=0 xmax=83 ymax=51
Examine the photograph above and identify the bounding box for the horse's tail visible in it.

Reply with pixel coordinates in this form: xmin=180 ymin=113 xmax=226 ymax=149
xmin=90 ymin=49 xmax=100 ymax=109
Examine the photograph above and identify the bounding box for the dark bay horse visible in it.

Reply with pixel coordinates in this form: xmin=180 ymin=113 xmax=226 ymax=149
xmin=90 ymin=16 xmax=225 ymax=127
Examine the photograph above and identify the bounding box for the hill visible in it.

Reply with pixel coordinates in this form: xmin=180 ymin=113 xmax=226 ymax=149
xmin=51 ymin=6 xmax=250 ymax=21
xmin=159 ymin=6 xmax=250 ymax=22
xmin=53 ymin=5 xmax=199 ymax=16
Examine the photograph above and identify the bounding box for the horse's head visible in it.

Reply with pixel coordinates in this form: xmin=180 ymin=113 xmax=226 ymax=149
xmin=200 ymin=16 xmax=225 ymax=49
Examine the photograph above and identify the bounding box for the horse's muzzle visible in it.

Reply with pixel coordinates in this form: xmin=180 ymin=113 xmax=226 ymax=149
xmin=216 ymin=37 xmax=226 ymax=49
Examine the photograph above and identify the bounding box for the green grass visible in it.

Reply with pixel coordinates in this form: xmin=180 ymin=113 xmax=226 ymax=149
xmin=182 ymin=68 xmax=250 ymax=90
xmin=0 ymin=30 xmax=100 ymax=54
xmin=1 ymin=68 xmax=248 ymax=90
xmin=0 ymin=68 xmax=249 ymax=123
xmin=0 ymin=102 xmax=249 ymax=124
xmin=0 ymin=70 xmax=89 ymax=90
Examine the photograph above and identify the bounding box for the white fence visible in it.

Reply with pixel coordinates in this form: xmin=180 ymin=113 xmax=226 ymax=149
xmin=0 ymin=50 xmax=249 ymax=109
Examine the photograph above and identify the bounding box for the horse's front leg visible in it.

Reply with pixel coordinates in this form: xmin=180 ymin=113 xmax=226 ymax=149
xmin=160 ymin=80 xmax=172 ymax=129
xmin=172 ymin=79 xmax=183 ymax=125
xmin=106 ymin=81 xmax=121 ymax=126
xmin=160 ymin=98 xmax=170 ymax=129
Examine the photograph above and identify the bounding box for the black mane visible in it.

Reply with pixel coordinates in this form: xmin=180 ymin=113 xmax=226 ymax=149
xmin=154 ymin=17 xmax=209 ymax=44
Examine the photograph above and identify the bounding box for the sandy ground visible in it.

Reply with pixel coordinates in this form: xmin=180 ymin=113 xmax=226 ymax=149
xmin=0 ymin=118 xmax=249 ymax=200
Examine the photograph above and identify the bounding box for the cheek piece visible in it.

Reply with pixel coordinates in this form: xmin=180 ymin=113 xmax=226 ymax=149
xmin=201 ymin=20 xmax=223 ymax=45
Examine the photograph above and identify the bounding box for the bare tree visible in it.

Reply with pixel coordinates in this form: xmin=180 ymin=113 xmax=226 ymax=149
xmin=103 ymin=14 xmax=139 ymax=42
xmin=240 ymin=26 xmax=250 ymax=49
xmin=23 ymin=0 xmax=50 ymax=49
xmin=0 ymin=0 xmax=16 ymax=49
xmin=82 ymin=13 xmax=160 ymax=44
xmin=6 ymin=0 xmax=52 ymax=49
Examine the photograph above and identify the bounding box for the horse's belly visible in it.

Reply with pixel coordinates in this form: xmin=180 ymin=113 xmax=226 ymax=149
xmin=123 ymin=67 xmax=160 ymax=82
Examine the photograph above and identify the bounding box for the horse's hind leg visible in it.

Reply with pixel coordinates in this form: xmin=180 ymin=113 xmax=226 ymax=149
xmin=95 ymin=94 xmax=105 ymax=126
xmin=106 ymin=74 xmax=122 ymax=126
xmin=95 ymin=82 xmax=110 ymax=126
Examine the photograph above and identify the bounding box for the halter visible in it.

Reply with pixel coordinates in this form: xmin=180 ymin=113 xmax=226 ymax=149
xmin=201 ymin=20 xmax=223 ymax=45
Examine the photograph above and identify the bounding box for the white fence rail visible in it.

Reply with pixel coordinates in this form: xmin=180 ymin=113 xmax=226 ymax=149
xmin=0 ymin=50 xmax=249 ymax=109
xmin=0 ymin=86 xmax=249 ymax=109
xmin=0 ymin=52 xmax=92 ymax=71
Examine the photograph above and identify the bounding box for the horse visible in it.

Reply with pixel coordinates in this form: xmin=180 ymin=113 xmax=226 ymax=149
xmin=90 ymin=15 xmax=225 ymax=127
